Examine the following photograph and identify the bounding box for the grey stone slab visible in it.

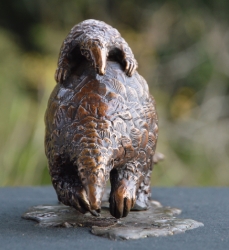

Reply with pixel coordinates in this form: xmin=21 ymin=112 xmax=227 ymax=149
xmin=0 ymin=187 xmax=228 ymax=250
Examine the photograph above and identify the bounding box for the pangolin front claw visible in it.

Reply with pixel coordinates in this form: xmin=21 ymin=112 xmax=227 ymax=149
xmin=70 ymin=186 xmax=100 ymax=217
xmin=109 ymin=178 xmax=136 ymax=219
xmin=124 ymin=57 xmax=138 ymax=77
xmin=55 ymin=66 xmax=70 ymax=83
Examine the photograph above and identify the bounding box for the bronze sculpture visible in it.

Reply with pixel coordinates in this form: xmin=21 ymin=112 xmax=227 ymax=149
xmin=45 ymin=19 xmax=158 ymax=219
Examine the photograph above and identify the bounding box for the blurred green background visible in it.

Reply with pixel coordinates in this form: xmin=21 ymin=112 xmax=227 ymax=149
xmin=0 ymin=0 xmax=228 ymax=187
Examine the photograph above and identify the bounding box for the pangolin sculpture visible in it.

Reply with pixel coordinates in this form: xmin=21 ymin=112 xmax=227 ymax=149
xmin=45 ymin=19 xmax=158 ymax=219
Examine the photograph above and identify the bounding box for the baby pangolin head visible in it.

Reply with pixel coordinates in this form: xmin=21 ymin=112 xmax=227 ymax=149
xmin=80 ymin=38 xmax=108 ymax=75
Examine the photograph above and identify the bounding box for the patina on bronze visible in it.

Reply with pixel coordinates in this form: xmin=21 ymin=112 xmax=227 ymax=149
xmin=45 ymin=19 xmax=158 ymax=219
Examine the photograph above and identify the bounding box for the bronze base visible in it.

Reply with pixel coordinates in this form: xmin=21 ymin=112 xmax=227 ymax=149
xmin=22 ymin=195 xmax=203 ymax=240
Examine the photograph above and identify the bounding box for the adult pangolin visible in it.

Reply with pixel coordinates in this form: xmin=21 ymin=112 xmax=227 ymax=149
xmin=45 ymin=19 xmax=158 ymax=219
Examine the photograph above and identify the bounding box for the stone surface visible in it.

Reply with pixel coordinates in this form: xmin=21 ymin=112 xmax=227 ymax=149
xmin=22 ymin=195 xmax=203 ymax=240
xmin=1 ymin=187 xmax=228 ymax=250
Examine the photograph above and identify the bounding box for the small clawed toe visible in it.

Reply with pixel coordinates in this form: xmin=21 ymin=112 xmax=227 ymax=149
xmin=125 ymin=58 xmax=137 ymax=77
xmin=55 ymin=67 xmax=70 ymax=83
xmin=109 ymin=185 xmax=136 ymax=219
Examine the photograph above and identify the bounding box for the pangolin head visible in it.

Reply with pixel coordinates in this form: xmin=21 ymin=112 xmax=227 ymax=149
xmin=80 ymin=37 xmax=108 ymax=75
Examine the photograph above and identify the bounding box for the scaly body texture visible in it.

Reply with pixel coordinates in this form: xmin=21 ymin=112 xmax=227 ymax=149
xmin=45 ymin=20 xmax=158 ymax=219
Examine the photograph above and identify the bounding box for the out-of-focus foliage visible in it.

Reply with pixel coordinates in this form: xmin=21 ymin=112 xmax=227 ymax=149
xmin=0 ymin=0 xmax=228 ymax=186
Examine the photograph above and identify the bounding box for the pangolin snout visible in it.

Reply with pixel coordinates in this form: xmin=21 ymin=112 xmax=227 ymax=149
xmin=90 ymin=45 xmax=107 ymax=75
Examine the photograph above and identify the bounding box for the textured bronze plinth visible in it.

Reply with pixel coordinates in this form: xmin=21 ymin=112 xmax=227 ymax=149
xmin=45 ymin=19 xmax=158 ymax=219
xmin=22 ymin=194 xmax=204 ymax=240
